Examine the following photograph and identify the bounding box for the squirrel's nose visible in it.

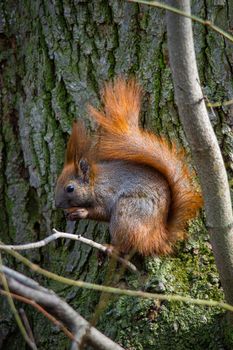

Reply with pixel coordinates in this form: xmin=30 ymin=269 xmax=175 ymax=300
xmin=55 ymin=190 xmax=64 ymax=209
xmin=55 ymin=197 xmax=62 ymax=208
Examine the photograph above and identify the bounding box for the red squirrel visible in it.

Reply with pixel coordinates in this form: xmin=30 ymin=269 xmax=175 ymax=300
xmin=55 ymin=78 xmax=203 ymax=255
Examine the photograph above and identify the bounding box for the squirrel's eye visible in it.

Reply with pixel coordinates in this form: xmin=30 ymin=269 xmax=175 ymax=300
xmin=66 ymin=184 xmax=75 ymax=193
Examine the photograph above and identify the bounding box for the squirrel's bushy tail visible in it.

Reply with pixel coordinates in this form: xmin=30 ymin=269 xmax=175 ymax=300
xmin=89 ymin=78 xmax=203 ymax=250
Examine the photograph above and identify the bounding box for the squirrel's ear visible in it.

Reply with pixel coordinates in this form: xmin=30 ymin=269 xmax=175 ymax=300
xmin=77 ymin=158 xmax=90 ymax=183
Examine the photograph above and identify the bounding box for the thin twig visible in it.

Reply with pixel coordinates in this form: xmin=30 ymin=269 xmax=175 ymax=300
xmin=207 ymin=99 xmax=233 ymax=108
xmin=0 ymin=250 xmax=232 ymax=313
xmin=195 ymin=79 xmax=233 ymax=110
xmin=0 ymin=257 xmax=37 ymax=350
xmin=0 ymin=228 xmax=137 ymax=273
xmin=19 ymin=308 xmax=37 ymax=348
xmin=0 ymin=290 xmax=76 ymax=342
xmin=129 ymin=0 xmax=233 ymax=43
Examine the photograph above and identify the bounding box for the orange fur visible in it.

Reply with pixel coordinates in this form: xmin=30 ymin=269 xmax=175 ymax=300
xmin=65 ymin=120 xmax=93 ymax=165
xmin=88 ymin=78 xmax=203 ymax=252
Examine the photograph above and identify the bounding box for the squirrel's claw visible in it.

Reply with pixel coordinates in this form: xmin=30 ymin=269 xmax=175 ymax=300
xmin=65 ymin=208 xmax=89 ymax=220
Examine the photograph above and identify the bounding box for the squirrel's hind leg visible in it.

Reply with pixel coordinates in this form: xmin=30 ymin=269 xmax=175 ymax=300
xmin=109 ymin=195 xmax=172 ymax=256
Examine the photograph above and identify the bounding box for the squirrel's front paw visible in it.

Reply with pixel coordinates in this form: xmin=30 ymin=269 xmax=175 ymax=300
xmin=65 ymin=207 xmax=89 ymax=220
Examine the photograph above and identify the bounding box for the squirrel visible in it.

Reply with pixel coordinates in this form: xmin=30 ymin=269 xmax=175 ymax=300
xmin=55 ymin=78 xmax=203 ymax=256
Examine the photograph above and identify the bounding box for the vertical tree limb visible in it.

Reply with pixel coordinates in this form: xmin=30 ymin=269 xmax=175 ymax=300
xmin=166 ymin=0 xmax=233 ymax=306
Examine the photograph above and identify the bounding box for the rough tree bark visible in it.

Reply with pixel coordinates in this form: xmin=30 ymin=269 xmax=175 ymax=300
xmin=0 ymin=1 xmax=233 ymax=349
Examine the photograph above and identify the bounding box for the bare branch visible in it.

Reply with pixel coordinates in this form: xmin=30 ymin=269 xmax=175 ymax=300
xmin=0 ymin=290 xmax=77 ymax=342
xmin=0 ymin=229 xmax=137 ymax=273
xmin=0 ymin=266 xmax=125 ymax=350
xmin=0 ymin=256 xmax=37 ymax=350
xmin=1 ymin=251 xmax=233 ymax=313
xmin=207 ymin=99 xmax=233 ymax=108
xmin=19 ymin=309 xmax=37 ymax=349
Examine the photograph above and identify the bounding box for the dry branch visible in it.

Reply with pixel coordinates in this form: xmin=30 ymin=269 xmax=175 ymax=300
xmin=0 ymin=228 xmax=137 ymax=273
xmin=19 ymin=309 xmax=37 ymax=349
xmin=1 ymin=248 xmax=233 ymax=313
xmin=0 ymin=265 xmax=125 ymax=350
xmin=0 ymin=290 xmax=76 ymax=342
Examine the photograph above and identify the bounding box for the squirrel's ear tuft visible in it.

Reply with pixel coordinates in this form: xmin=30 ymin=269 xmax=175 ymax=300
xmin=65 ymin=120 xmax=93 ymax=165
xmin=65 ymin=121 xmax=79 ymax=164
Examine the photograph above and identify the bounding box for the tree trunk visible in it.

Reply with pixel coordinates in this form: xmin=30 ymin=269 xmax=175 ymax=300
xmin=166 ymin=0 xmax=233 ymax=307
xmin=0 ymin=1 xmax=233 ymax=349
